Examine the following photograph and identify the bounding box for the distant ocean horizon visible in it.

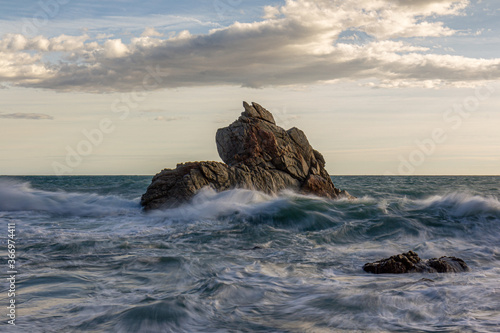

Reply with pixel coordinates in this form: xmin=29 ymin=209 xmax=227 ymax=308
xmin=3 ymin=174 xmax=500 ymax=176
xmin=1 ymin=175 xmax=499 ymax=332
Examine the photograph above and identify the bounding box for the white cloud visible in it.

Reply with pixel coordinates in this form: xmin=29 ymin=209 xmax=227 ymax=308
xmin=49 ymin=34 xmax=89 ymax=52
xmin=95 ymin=33 xmax=115 ymax=40
xmin=0 ymin=33 xmax=28 ymax=51
xmin=262 ymin=5 xmax=281 ymax=19
xmin=141 ymin=27 xmax=164 ymax=37
xmin=0 ymin=0 xmax=498 ymax=92
xmin=103 ymin=39 xmax=129 ymax=58
xmin=0 ymin=33 xmax=88 ymax=52
xmin=0 ymin=51 xmax=54 ymax=84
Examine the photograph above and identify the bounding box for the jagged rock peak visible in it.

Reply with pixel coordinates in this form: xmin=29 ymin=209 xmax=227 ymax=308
xmin=241 ymin=101 xmax=275 ymax=124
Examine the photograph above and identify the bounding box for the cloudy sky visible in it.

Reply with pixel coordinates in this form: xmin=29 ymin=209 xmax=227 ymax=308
xmin=0 ymin=0 xmax=499 ymax=175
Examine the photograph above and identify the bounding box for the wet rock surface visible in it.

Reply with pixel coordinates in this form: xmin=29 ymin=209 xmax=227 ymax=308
xmin=141 ymin=101 xmax=352 ymax=210
xmin=363 ymin=251 xmax=469 ymax=274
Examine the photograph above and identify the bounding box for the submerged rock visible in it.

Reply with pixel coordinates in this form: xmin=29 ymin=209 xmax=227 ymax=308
xmin=141 ymin=101 xmax=353 ymax=210
xmin=363 ymin=251 xmax=469 ymax=274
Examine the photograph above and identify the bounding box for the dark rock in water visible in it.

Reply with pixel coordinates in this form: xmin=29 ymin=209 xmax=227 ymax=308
xmin=141 ymin=101 xmax=353 ymax=210
xmin=426 ymin=256 xmax=469 ymax=273
xmin=363 ymin=251 xmax=469 ymax=274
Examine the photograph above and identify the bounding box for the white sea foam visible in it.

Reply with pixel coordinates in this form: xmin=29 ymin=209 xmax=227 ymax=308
xmin=0 ymin=179 xmax=139 ymax=216
xmin=0 ymin=178 xmax=337 ymax=221
xmin=146 ymin=187 xmax=290 ymax=220
xmin=413 ymin=192 xmax=500 ymax=217
xmin=144 ymin=187 xmax=358 ymax=223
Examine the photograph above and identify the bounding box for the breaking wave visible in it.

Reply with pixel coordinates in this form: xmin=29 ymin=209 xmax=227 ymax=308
xmin=0 ymin=179 xmax=138 ymax=216
xmin=412 ymin=192 xmax=500 ymax=217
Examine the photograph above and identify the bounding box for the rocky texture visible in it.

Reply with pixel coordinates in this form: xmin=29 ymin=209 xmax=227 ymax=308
xmin=141 ymin=101 xmax=352 ymax=210
xmin=363 ymin=251 xmax=469 ymax=274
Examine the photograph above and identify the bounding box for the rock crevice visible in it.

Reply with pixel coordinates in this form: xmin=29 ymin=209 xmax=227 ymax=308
xmin=141 ymin=101 xmax=352 ymax=210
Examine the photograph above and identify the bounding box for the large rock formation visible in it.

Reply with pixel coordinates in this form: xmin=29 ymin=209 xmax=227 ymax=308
xmin=141 ymin=102 xmax=352 ymax=210
xmin=363 ymin=251 xmax=469 ymax=274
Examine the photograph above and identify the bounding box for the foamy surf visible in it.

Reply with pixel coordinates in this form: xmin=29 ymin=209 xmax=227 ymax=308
xmin=412 ymin=191 xmax=500 ymax=217
xmin=2 ymin=175 xmax=500 ymax=333
xmin=0 ymin=178 xmax=139 ymax=216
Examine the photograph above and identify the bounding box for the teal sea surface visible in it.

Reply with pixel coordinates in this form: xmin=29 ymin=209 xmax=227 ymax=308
xmin=1 ymin=176 xmax=499 ymax=332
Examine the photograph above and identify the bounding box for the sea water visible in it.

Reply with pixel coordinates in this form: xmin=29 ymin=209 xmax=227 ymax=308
xmin=0 ymin=176 xmax=499 ymax=332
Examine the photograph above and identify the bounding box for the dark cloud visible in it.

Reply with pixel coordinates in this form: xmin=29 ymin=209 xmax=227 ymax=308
xmin=0 ymin=113 xmax=54 ymax=120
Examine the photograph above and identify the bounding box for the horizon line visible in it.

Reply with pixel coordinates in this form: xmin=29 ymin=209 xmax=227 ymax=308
xmin=2 ymin=174 xmax=500 ymax=177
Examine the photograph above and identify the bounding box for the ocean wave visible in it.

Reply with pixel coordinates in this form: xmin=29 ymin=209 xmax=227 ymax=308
xmin=147 ymin=187 xmax=294 ymax=220
xmin=145 ymin=187 xmax=354 ymax=232
xmin=412 ymin=192 xmax=500 ymax=217
xmin=0 ymin=178 xmax=347 ymax=223
xmin=0 ymin=178 xmax=139 ymax=216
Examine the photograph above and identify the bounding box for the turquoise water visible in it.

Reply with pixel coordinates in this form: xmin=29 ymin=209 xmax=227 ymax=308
xmin=1 ymin=176 xmax=499 ymax=332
